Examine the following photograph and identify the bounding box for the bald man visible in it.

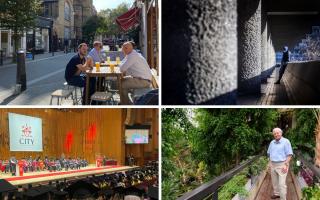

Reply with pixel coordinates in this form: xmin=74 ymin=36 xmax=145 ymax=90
xmin=267 ymin=128 xmax=293 ymax=200
xmin=119 ymin=41 xmax=152 ymax=105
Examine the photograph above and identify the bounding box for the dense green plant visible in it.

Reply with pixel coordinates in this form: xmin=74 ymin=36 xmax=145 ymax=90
xmin=162 ymin=108 xmax=317 ymax=200
xmin=302 ymin=185 xmax=320 ymax=200
xmin=191 ymin=109 xmax=278 ymax=176
xmin=286 ymin=109 xmax=316 ymax=157
xmin=218 ymin=174 xmax=249 ymax=199
xmin=162 ymin=108 xmax=206 ymax=199
xmin=249 ymin=157 xmax=269 ymax=176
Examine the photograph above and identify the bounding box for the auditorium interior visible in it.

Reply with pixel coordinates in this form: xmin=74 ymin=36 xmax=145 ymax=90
xmin=0 ymin=108 xmax=158 ymax=200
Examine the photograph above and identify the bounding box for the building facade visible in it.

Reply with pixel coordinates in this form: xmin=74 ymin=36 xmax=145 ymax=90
xmin=0 ymin=0 xmax=95 ymax=57
xmin=73 ymin=0 xmax=97 ymax=41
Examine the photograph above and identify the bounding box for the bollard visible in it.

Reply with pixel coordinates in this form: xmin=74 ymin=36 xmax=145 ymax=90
xmin=32 ymin=48 xmax=35 ymax=60
xmin=0 ymin=50 xmax=3 ymax=66
xmin=16 ymin=50 xmax=27 ymax=92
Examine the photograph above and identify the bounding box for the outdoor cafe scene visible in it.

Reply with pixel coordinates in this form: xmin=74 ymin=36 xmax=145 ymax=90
xmin=0 ymin=0 xmax=159 ymax=105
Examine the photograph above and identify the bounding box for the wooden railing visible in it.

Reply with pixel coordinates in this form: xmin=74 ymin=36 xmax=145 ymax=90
xmin=177 ymin=154 xmax=262 ymax=200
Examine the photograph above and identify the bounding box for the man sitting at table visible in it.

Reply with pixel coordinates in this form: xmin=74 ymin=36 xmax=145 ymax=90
xmin=65 ymin=43 xmax=96 ymax=104
xmin=88 ymin=41 xmax=104 ymax=63
xmin=119 ymin=41 xmax=152 ymax=105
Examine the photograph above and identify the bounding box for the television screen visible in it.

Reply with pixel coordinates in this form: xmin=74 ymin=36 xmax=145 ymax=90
xmin=8 ymin=113 xmax=43 ymax=152
xmin=125 ymin=129 xmax=149 ymax=144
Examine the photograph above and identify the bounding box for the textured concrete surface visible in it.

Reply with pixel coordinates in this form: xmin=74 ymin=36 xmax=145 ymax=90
xmin=238 ymin=0 xmax=262 ymax=95
xmin=162 ymin=0 xmax=237 ymax=105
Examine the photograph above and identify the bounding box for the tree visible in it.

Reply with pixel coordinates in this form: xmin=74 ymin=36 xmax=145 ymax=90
xmin=82 ymin=15 xmax=103 ymax=45
xmin=98 ymin=3 xmax=130 ymax=38
xmin=0 ymin=0 xmax=41 ymax=62
xmin=191 ymin=109 xmax=278 ymax=175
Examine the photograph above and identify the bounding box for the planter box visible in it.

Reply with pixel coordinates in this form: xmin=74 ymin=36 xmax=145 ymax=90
xmin=232 ymin=167 xmax=268 ymax=200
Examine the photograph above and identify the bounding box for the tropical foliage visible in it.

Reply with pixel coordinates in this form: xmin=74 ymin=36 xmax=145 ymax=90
xmin=162 ymin=108 xmax=319 ymax=200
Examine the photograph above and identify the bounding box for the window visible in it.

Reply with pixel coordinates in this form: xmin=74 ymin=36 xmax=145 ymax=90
xmin=64 ymin=2 xmax=71 ymax=21
xmin=44 ymin=4 xmax=49 ymax=17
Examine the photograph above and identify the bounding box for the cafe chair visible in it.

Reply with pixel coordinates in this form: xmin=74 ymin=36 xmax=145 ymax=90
xmin=63 ymin=82 xmax=83 ymax=105
xmin=90 ymin=92 xmax=114 ymax=105
xmin=50 ymin=89 xmax=73 ymax=105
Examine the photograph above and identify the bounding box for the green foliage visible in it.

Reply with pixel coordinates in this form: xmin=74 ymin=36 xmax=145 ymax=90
xmin=162 ymin=108 xmax=318 ymax=199
xmin=0 ymin=0 xmax=41 ymax=31
xmin=0 ymin=0 xmax=41 ymax=60
xmin=248 ymin=157 xmax=268 ymax=176
xmin=162 ymin=108 xmax=207 ymax=199
xmin=218 ymin=174 xmax=249 ymax=200
xmin=191 ymin=109 xmax=278 ymax=175
xmin=286 ymin=109 xmax=317 ymax=156
xmin=98 ymin=3 xmax=130 ymax=37
xmin=302 ymin=185 xmax=320 ymax=200
xmin=82 ymin=15 xmax=104 ymax=45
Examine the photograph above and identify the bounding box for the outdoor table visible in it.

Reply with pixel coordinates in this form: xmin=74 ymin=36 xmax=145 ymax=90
xmin=84 ymin=66 xmax=122 ymax=105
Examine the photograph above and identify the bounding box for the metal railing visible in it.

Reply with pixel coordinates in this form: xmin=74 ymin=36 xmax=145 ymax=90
xmin=177 ymin=154 xmax=262 ymax=200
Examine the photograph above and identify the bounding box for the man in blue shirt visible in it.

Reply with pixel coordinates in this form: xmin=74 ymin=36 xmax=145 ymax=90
xmin=65 ymin=43 xmax=95 ymax=104
xmin=267 ymin=127 xmax=293 ymax=200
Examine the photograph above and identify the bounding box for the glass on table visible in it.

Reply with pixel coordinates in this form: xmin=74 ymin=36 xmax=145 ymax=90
xmin=110 ymin=64 xmax=115 ymax=73
xmin=95 ymin=62 xmax=100 ymax=72
xmin=116 ymin=57 xmax=120 ymax=65
xmin=107 ymin=56 xmax=111 ymax=65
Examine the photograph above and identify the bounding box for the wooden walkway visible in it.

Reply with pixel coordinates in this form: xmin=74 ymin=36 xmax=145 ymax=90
xmin=254 ymin=171 xmax=299 ymax=200
xmin=237 ymin=68 xmax=291 ymax=105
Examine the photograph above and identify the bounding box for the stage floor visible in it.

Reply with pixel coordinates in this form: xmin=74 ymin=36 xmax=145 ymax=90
xmin=0 ymin=165 xmax=138 ymax=186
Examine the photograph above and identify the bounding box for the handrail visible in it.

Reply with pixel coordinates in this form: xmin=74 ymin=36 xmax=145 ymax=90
xmin=177 ymin=154 xmax=262 ymax=200
xmin=296 ymin=151 xmax=320 ymax=178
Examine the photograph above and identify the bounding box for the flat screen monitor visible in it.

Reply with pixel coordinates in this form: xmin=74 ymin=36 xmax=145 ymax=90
xmin=8 ymin=113 xmax=43 ymax=152
xmin=125 ymin=125 xmax=150 ymax=144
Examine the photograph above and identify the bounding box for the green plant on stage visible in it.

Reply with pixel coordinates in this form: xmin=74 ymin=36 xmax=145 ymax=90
xmin=302 ymin=185 xmax=320 ymax=200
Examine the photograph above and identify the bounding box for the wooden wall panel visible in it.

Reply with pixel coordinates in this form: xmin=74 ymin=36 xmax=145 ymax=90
xmin=53 ymin=109 xmax=124 ymax=164
xmin=0 ymin=108 xmax=158 ymax=166
xmin=0 ymin=108 xmax=59 ymax=160
xmin=125 ymin=109 xmax=159 ymax=166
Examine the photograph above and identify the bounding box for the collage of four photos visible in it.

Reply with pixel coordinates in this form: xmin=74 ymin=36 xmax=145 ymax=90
xmin=1 ymin=0 xmax=320 ymax=199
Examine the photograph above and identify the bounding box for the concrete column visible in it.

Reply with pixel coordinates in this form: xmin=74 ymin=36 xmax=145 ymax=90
xmin=238 ymin=0 xmax=262 ymax=95
xmin=261 ymin=0 xmax=269 ymax=82
xmin=163 ymin=0 xmax=238 ymax=105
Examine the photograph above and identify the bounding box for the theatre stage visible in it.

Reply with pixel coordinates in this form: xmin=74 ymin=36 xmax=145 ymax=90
xmin=0 ymin=165 xmax=138 ymax=186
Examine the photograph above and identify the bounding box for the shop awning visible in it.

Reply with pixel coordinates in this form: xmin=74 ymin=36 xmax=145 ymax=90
xmin=116 ymin=8 xmax=140 ymax=32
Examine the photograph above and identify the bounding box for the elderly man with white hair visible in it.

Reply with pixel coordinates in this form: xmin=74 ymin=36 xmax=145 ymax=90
xmin=119 ymin=41 xmax=152 ymax=105
xmin=267 ymin=127 xmax=293 ymax=200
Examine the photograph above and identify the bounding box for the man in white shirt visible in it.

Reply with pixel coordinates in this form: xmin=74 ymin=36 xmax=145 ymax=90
xmin=119 ymin=41 xmax=152 ymax=105
xmin=267 ymin=127 xmax=293 ymax=200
